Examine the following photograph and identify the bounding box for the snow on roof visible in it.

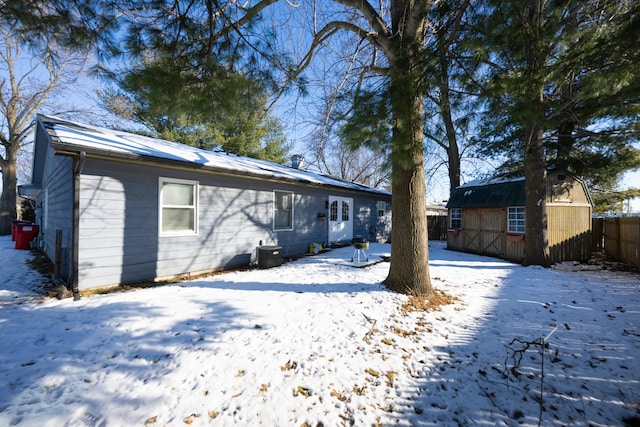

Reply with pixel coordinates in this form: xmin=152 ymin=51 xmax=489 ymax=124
xmin=458 ymin=175 xmax=525 ymax=188
xmin=39 ymin=115 xmax=390 ymax=196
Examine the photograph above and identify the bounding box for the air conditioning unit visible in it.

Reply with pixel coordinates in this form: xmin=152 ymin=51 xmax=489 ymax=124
xmin=257 ymin=246 xmax=282 ymax=268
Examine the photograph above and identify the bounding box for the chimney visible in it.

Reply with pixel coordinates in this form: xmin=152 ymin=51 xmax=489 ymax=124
xmin=290 ymin=154 xmax=304 ymax=169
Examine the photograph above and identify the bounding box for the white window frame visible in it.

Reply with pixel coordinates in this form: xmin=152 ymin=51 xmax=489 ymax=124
xmin=507 ymin=206 xmax=525 ymax=234
xmin=329 ymin=200 xmax=338 ymax=221
xmin=341 ymin=200 xmax=350 ymax=221
xmin=159 ymin=177 xmax=199 ymax=236
xmin=450 ymin=208 xmax=462 ymax=229
xmin=273 ymin=190 xmax=294 ymax=231
xmin=377 ymin=201 xmax=386 ymax=218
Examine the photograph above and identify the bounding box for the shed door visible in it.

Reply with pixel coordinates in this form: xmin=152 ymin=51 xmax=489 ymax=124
xmin=464 ymin=208 xmax=504 ymax=257
xmin=328 ymin=196 xmax=353 ymax=243
xmin=481 ymin=209 xmax=504 ymax=257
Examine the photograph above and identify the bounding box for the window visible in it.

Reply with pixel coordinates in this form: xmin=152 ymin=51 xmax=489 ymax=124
xmin=450 ymin=208 xmax=461 ymax=229
xmin=329 ymin=200 xmax=338 ymax=221
xmin=508 ymin=207 xmax=525 ymax=233
xmin=377 ymin=201 xmax=386 ymax=217
xmin=159 ymin=178 xmax=198 ymax=235
xmin=274 ymin=191 xmax=293 ymax=230
xmin=341 ymin=201 xmax=350 ymax=221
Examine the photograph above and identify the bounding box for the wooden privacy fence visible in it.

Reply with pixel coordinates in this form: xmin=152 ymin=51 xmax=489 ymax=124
xmin=592 ymin=217 xmax=640 ymax=269
xmin=550 ymin=231 xmax=593 ymax=264
xmin=427 ymin=215 xmax=448 ymax=241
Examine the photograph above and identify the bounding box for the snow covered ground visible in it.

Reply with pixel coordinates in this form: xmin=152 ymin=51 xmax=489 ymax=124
xmin=0 ymin=235 xmax=638 ymax=427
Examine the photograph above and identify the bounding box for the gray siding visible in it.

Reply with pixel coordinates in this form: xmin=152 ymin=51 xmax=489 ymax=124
xmin=37 ymin=140 xmax=74 ymax=281
xmin=354 ymin=196 xmax=392 ymax=242
xmin=78 ymin=162 xmax=160 ymax=288
xmin=75 ymin=159 xmax=391 ymax=289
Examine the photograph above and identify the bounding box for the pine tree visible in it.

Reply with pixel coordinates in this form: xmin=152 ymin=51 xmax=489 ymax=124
xmin=471 ymin=0 xmax=640 ymax=265
xmin=100 ymin=55 xmax=290 ymax=163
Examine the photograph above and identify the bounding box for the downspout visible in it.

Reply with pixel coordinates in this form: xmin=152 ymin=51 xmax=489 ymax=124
xmin=71 ymin=151 xmax=86 ymax=301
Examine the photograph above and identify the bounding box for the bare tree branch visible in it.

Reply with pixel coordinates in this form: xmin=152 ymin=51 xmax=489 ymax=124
xmin=1 ymin=18 xmax=90 ymax=233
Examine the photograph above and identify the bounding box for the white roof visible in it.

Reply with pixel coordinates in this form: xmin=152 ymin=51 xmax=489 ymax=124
xmin=40 ymin=115 xmax=390 ymax=196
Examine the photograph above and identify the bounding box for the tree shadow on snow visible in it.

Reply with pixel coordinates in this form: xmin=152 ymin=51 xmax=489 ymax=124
xmin=387 ymin=251 xmax=640 ymax=427
xmin=0 ymin=294 xmax=248 ymax=426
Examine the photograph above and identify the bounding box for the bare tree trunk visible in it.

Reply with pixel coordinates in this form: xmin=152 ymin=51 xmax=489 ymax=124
xmin=440 ymin=87 xmax=461 ymax=190
xmin=0 ymin=146 xmax=18 ymax=235
xmin=384 ymin=143 xmax=432 ymax=295
xmin=437 ymin=26 xmax=461 ymax=191
xmin=521 ymin=0 xmax=550 ymax=267
xmin=523 ymin=114 xmax=550 ymax=266
xmin=383 ymin=10 xmax=433 ymax=295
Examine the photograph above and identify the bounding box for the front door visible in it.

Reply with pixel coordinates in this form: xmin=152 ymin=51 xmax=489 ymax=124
xmin=328 ymin=196 xmax=353 ymax=244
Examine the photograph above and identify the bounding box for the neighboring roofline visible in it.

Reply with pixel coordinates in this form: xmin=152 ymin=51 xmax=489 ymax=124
xmin=37 ymin=115 xmax=391 ymax=198
xmin=426 ymin=202 xmax=447 ymax=209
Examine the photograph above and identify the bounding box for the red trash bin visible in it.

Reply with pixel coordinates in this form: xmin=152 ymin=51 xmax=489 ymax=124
xmin=15 ymin=224 xmax=39 ymax=250
xmin=11 ymin=220 xmax=30 ymax=241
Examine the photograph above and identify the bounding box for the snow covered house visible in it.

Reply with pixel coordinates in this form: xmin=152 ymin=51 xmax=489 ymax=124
xmin=20 ymin=115 xmax=391 ymax=291
xmin=445 ymin=171 xmax=593 ymax=264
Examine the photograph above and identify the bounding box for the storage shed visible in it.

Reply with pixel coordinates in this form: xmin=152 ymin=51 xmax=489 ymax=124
xmin=20 ymin=115 xmax=392 ymax=291
xmin=445 ymin=170 xmax=592 ymax=263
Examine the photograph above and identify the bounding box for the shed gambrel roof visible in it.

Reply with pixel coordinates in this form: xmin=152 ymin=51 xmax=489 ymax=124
xmin=446 ymin=177 xmax=526 ymax=208
xmin=36 ymin=115 xmax=390 ymax=197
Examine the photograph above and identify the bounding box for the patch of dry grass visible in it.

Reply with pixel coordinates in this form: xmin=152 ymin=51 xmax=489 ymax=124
xmin=400 ymin=289 xmax=459 ymax=315
xmin=25 ymin=249 xmax=54 ymax=278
